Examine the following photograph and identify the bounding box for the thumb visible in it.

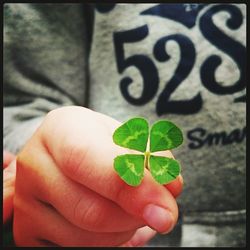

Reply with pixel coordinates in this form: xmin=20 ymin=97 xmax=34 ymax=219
xmin=3 ymin=159 xmax=16 ymax=224
xmin=122 ymin=226 xmax=156 ymax=247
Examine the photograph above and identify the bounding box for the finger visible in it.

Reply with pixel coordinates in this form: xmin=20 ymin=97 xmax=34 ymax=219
xmin=3 ymin=150 xmax=15 ymax=169
xmin=16 ymin=138 xmax=145 ymax=233
xmin=40 ymin=107 xmax=179 ymax=234
xmin=14 ymin=194 xmax=135 ymax=247
xmin=164 ymin=175 xmax=183 ymax=198
xmin=3 ymin=184 xmax=15 ymax=224
xmin=3 ymin=160 xmax=16 ymax=223
xmin=122 ymin=226 xmax=156 ymax=247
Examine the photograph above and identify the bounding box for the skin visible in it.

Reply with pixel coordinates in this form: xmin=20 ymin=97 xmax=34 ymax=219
xmin=3 ymin=150 xmax=16 ymax=224
xmin=4 ymin=106 xmax=183 ymax=246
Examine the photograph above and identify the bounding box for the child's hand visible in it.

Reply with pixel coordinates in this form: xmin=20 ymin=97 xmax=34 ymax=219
xmin=3 ymin=150 xmax=15 ymax=169
xmin=14 ymin=106 xmax=183 ymax=246
xmin=3 ymin=150 xmax=16 ymax=224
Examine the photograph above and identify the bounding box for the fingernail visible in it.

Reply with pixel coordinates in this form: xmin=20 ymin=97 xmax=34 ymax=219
xmin=142 ymin=204 xmax=174 ymax=234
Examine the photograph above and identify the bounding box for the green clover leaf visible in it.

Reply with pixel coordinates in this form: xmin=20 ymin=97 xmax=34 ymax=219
xmin=150 ymin=120 xmax=183 ymax=152
xmin=149 ymin=155 xmax=181 ymax=185
xmin=113 ymin=117 xmax=183 ymax=186
xmin=114 ymin=154 xmax=145 ymax=186
xmin=113 ymin=117 xmax=149 ymax=152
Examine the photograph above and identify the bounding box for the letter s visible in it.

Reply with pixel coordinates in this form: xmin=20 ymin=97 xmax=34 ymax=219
xmin=199 ymin=4 xmax=246 ymax=96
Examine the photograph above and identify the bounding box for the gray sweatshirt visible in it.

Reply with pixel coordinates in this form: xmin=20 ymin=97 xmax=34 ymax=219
xmin=3 ymin=3 xmax=246 ymax=247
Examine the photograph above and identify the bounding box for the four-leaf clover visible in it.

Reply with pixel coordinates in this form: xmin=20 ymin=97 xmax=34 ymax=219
xmin=113 ymin=117 xmax=183 ymax=186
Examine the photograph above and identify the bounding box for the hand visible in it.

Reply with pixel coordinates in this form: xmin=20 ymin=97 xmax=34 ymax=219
xmin=3 ymin=150 xmax=16 ymax=224
xmin=14 ymin=106 xmax=183 ymax=246
xmin=3 ymin=150 xmax=16 ymax=169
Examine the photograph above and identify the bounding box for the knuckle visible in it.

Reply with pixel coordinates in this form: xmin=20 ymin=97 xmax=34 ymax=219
xmin=59 ymin=141 xmax=87 ymax=177
xmin=44 ymin=108 xmax=63 ymax=122
xmin=40 ymin=108 xmax=67 ymax=139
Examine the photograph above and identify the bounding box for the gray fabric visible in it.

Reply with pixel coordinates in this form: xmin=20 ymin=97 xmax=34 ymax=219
xmin=147 ymin=208 xmax=246 ymax=247
xmin=4 ymin=3 xmax=90 ymax=153
xmin=148 ymin=220 xmax=246 ymax=247
xmin=3 ymin=3 xmax=246 ymax=247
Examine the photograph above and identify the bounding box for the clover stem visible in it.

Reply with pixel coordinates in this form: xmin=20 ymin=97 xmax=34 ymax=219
xmin=144 ymin=136 xmax=150 ymax=170
xmin=145 ymin=151 xmax=150 ymax=170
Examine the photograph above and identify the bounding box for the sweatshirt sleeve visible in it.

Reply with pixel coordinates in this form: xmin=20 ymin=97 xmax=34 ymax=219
xmin=3 ymin=4 xmax=93 ymax=154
